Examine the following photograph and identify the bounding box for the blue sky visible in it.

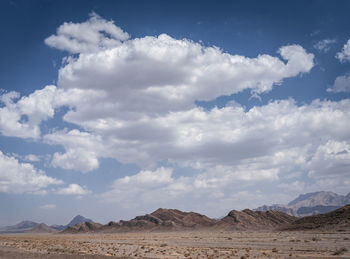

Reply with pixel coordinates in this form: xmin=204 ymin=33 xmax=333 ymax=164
xmin=0 ymin=0 xmax=350 ymax=226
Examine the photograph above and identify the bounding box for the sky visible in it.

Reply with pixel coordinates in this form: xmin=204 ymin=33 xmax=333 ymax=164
xmin=0 ymin=0 xmax=350 ymax=226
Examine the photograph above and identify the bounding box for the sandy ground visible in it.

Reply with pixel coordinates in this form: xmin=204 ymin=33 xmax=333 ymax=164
xmin=0 ymin=230 xmax=349 ymax=259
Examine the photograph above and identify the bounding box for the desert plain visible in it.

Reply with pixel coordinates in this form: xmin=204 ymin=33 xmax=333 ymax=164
xmin=0 ymin=230 xmax=349 ymax=259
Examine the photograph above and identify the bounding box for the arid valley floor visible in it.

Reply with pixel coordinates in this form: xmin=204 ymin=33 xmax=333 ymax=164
xmin=1 ymin=230 xmax=350 ymax=259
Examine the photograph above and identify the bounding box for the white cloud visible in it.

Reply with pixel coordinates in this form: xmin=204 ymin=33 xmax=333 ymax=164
xmin=55 ymin=35 xmax=313 ymax=117
xmin=0 ymin=85 xmax=104 ymax=139
xmin=56 ymin=183 xmax=91 ymax=196
xmin=39 ymin=204 xmax=56 ymax=209
xmin=45 ymin=12 xmax=129 ymax=54
xmin=313 ymin=38 xmax=336 ymax=52
xmin=44 ymin=129 xmax=101 ymax=173
xmin=336 ymin=39 xmax=350 ymax=62
xmin=0 ymin=150 xmax=63 ymax=194
xmin=116 ymin=167 xmax=174 ymax=186
xmin=327 ymin=74 xmax=350 ymax=93
xmin=23 ymin=154 xmax=40 ymax=162
xmin=0 ymin=86 xmax=57 ymax=139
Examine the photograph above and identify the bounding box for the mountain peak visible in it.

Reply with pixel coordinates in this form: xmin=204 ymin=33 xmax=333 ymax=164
xmin=67 ymin=215 xmax=93 ymax=227
xmin=287 ymin=191 xmax=342 ymax=207
xmin=255 ymin=191 xmax=349 ymax=217
xmin=288 ymin=191 xmax=333 ymax=206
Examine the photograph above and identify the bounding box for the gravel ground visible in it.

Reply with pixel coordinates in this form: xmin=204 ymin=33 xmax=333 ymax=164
xmin=0 ymin=230 xmax=350 ymax=258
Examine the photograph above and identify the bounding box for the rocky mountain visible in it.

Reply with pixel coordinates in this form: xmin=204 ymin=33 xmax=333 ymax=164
xmin=281 ymin=204 xmax=350 ymax=231
xmin=217 ymin=209 xmax=296 ymax=230
xmin=25 ymin=223 xmax=58 ymax=234
xmin=254 ymin=191 xmax=350 ymax=217
xmin=0 ymin=221 xmax=38 ymax=233
xmin=50 ymin=215 xmax=93 ymax=230
xmin=101 ymin=208 xmax=218 ymax=233
xmin=67 ymin=215 xmax=93 ymax=226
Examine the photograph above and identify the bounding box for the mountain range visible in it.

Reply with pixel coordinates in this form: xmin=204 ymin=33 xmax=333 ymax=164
xmin=1 ymin=191 xmax=349 ymax=234
xmin=61 ymin=204 xmax=350 ymax=233
xmin=62 ymin=208 xmax=297 ymax=233
xmin=254 ymin=191 xmax=350 ymax=217
xmin=0 ymin=215 xmax=92 ymax=234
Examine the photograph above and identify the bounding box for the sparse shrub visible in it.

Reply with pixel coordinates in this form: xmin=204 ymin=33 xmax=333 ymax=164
xmin=160 ymin=243 xmax=167 ymax=247
xmin=272 ymin=248 xmax=278 ymax=253
xmin=333 ymin=247 xmax=348 ymax=255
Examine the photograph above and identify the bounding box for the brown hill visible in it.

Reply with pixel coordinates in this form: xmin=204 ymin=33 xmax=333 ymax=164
xmin=100 ymin=208 xmax=217 ymax=233
xmin=61 ymin=222 xmax=103 ymax=233
xmin=26 ymin=223 xmax=58 ymax=234
xmin=281 ymin=204 xmax=350 ymax=231
xmin=217 ymin=209 xmax=297 ymax=230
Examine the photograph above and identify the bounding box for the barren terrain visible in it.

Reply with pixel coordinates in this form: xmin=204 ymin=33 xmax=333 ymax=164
xmin=1 ymin=230 xmax=350 ymax=259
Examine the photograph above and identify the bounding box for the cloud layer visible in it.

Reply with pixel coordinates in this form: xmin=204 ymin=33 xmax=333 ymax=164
xmin=1 ymin=15 xmax=349 ymax=213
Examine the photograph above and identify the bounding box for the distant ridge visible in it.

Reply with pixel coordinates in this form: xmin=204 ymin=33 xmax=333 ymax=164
xmin=25 ymin=223 xmax=58 ymax=234
xmin=281 ymin=204 xmax=350 ymax=231
xmin=0 ymin=215 xmax=94 ymax=233
xmin=0 ymin=221 xmax=38 ymax=233
xmin=254 ymin=191 xmax=350 ymax=217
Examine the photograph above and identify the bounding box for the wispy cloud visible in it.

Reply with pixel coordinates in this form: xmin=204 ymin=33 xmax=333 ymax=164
xmin=336 ymin=39 xmax=350 ymax=62
xmin=314 ymin=38 xmax=336 ymax=52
